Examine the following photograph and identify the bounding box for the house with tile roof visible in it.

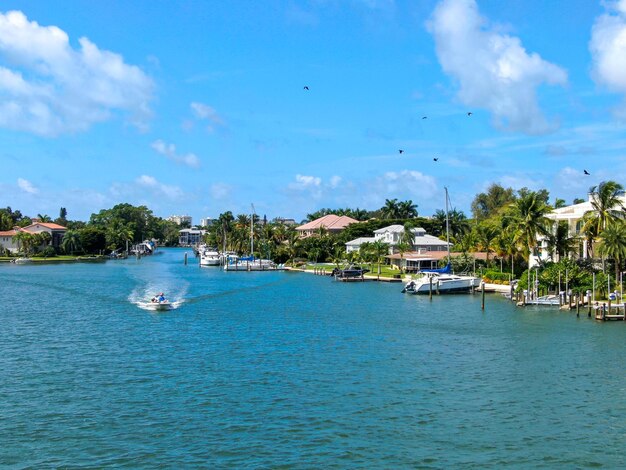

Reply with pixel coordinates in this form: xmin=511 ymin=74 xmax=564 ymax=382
xmin=296 ymin=214 xmax=359 ymax=238
xmin=0 ymin=222 xmax=67 ymax=254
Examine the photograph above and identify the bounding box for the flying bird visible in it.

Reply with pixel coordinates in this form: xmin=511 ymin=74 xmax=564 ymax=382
xmin=303 ymin=86 xmax=309 ymax=90
xmin=422 ymin=116 xmax=428 ymax=119
xmin=433 ymin=157 xmax=439 ymax=162
xmin=467 ymin=112 xmax=473 ymax=116
xmin=398 ymin=149 xmax=404 ymax=154
xmin=584 ymin=169 xmax=590 ymax=175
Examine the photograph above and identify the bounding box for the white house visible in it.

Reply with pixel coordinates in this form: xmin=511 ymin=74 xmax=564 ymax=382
xmin=531 ymin=192 xmax=626 ymax=267
xmin=345 ymin=225 xmax=450 ymax=254
xmin=179 ymin=228 xmax=205 ymax=246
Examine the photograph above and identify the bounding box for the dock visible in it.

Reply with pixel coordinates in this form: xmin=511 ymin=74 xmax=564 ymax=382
xmin=594 ymin=303 xmax=626 ymax=321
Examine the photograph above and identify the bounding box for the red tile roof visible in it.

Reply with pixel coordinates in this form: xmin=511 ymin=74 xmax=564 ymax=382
xmin=0 ymin=229 xmax=19 ymax=237
xmin=296 ymin=214 xmax=359 ymax=231
xmin=24 ymin=222 xmax=67 ymax=230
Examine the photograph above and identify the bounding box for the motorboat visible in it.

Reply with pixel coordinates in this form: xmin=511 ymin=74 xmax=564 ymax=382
xmin=519 ymin=294 xmax=561 ymax=306
xmin=12 ymin=258 xmax=33 ymax=264
xmin=144 ymin=300 xmax=173 ymax=311
xmin=200 ymin=248 xmax=221 ymax=266
xmin=403 ymin=269 xmax=481 ymax=295
xmin=144 ymin=293 xmax=173 ymax=311
xmin=223 ymin=255 xmax=278 ymax=271
xmin=331 ymin=265 xmax=370 ymax=279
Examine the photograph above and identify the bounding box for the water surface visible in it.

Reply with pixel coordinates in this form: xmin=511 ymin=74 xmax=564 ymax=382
xmin=1 ymin=248 xmax=625 ymax=468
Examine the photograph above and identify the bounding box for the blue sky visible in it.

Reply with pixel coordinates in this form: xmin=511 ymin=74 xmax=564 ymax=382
xmin=2 ymin=0 xmax=626 ymax=223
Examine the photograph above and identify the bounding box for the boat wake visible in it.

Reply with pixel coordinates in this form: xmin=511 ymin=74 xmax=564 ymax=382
xmin=128 ymin=283 xmax=188 ymax=311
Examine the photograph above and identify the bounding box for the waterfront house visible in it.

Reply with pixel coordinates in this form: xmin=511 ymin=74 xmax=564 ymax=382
xmin=178 ymin=227 xmax=205 ymax=246
xmin=532 ymin=192 xmax=626 ymax=267
xmin=345 ymin=225 xmax=450 ymax=254
xmin=296 ymin=214 xmax=359 ymax=238
xmin=0 ymin=222 xmax=67 ymax=254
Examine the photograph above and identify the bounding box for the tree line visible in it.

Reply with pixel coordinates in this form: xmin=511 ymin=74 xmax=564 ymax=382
xmin=3 ymin=182 xmax=625 ymax=286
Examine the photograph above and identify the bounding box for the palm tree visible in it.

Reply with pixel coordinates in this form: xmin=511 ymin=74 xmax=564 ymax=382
xmin=37 ymin=214 xmax=52 ymax=222
xmin=504 ymin=191 xmax=552 ymax=259
xmin=401 ymin=222 xmax=415 ymax=249
xmin=582 ymin=180 xmax=625 ymax=257
xmin=381 ymin=198 xmax=400 ymax=219
xmin=597 ymin=220 xmax=626 ymax=281
xmin=38 ymin=231 xmax=52 ymax=248
xmin=61 ymin=230 xmax=82 ymax=255
xmin=396 ymin=241 xmax=411 ymax=274
xmin=587 ymin=181 xmax=625 ymax=231
xmin=432 ymin=209 xmax=447 ymax=237
xmin=474 ymin=221 xmax=499 ymax=263
xmin=494 ymin=227 xmax=519 ymax=275
xmin=286 ymin=231 xmax=300 ymax=264
xmin=398 ymin=200 xmax=418 ymax=219
xmin=371 ymin=240 xmax=390 ymax=278
xmin=448 ymin=209 xmax=471 ymax=240
xmin=13 ymin=231 xmax=34 ymax=256
xmin=546 ymin=221 xmax=578 ymax=261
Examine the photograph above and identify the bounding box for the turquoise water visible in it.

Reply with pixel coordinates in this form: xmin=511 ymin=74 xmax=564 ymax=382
xmin=1 ymin=248 xmax=625 ymax=468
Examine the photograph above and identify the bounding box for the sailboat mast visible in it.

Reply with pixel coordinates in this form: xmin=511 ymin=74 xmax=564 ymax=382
xmin=445 ymin=187 xmax=451 ymax=263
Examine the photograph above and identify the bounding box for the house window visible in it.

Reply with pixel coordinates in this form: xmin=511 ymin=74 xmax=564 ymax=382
xmin=575 ymin=220 xmax=583 ymax=235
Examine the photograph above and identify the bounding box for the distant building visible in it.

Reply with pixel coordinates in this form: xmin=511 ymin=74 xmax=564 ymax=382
xmin=273 ymin=217 xmax=297 ymax=226
xmin=178 ymin=228 xmax=205 ymax=246
xmin=199 ymin=217 xmax=215 ymax=227
xmin=296 ymin=214 xmax=359 ymax=238
xmin=168 ymin=215 xmax=192 ymax=226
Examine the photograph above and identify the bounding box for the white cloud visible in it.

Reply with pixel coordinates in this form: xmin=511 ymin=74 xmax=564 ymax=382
xmin=428 ymin=0 xmax=567 ymax=134
xmin=135 ymin=174 xmax=183 ymax=200
xmin=190 ymin=102 xmax=225 ymax=132
xmin=590 ymin=0 xmax=626 ymax=118
xmin=377 ymin=170 xmax=437 ymax=199
xmin=553 ymin=167 xmax=591 ymax=192
xmin=17 ymin=177 xmax=38 ymax=194
xmin=329 ymin=175 xmax=342 ymax=188
xmin=0 ymin=10 xmax=154 ymax=136
xmin=210 ymin=183 xmax=232 ymax=200
xmin=151 ymin=139 xmax=200 ymax=168
xmin=498 ymin=174 xmax=543 ymax=191
xmin=287 ymin=174 xmax=325 ymax=199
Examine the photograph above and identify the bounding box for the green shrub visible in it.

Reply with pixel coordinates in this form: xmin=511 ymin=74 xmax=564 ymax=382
xmin=483 ymin=271 xmax=511 ymax=282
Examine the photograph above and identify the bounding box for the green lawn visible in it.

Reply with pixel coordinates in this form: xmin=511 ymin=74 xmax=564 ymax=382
xmin=0 ymin=255 xmax=106 ymax=263
xmin=300 ymin=263 xmax=404 ymax=279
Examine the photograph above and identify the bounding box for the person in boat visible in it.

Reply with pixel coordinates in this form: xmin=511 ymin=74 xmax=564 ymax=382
xmin=158 ymin=293 xmax=166 ymax=303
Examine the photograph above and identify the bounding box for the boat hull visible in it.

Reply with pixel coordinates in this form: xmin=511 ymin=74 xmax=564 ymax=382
xmin=405 ymin=275 xmax=481 ymax=295
xmin=144 ymin=301 xmax=173 ymax=311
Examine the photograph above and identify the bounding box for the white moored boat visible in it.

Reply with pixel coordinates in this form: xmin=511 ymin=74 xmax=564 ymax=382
xmin=402 ymin=187 xmax=481 ymax=295
xmin=223 ymin=256 xmax=278 ymax=271
xmin=200 ymin=248 xmax=221 ymax=266
xmin=403 ymin=268 xmax=481 ymax=295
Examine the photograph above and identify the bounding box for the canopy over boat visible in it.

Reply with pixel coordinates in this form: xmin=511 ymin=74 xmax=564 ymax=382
xmin=419 ymin=263 xmax=452 ymax=274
